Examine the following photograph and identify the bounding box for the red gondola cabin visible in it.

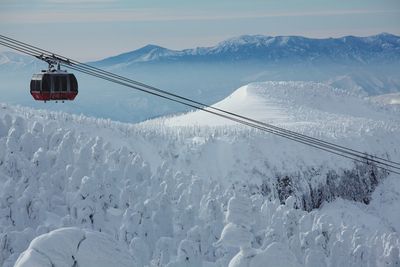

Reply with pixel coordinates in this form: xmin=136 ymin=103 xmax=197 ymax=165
xmin=30 ymin=70 xmax=78 ymax=102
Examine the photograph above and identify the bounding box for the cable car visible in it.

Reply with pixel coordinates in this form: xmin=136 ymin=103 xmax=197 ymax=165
xmin=30 ymin=63 xmax=78 ymax=102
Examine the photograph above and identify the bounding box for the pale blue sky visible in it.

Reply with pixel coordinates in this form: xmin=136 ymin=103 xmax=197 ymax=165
xmin=1 ymin=0 xmax=399 ymax=61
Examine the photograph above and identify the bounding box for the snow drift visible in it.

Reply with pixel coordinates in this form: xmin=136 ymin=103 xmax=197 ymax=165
xmin=14 ymin=227 xmax=134 ymax=267
xmin=161 ymin=81 xmax=400 ymax=127
xmin=0 ymin=81 xmax=399 ymax=266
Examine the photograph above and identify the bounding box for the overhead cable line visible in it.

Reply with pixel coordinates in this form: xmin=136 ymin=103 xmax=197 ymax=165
xmin=1 ymin=35 xmax=399 ymax=176
xmin=1 ymin=35 xmax=399 ymax=173
xmin=3 ymin=34 xmax=399 ymax=168
xmin=2 ymin=34 xmax=400 ymax=168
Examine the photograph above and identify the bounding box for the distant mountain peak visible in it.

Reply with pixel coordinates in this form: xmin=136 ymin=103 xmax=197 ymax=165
xmin=138 ymin=44 xmax=169 ymax=52
xmin=0 ymin=51 xmax=39 ymax=69
xmin=0 ymin=51 xmax=34 ymax=63
xmin=218 ymin=34 xmax=273 ymax=45
xmin=93 ymin=43 xmax=175 ymax=65
xmin=374 ymin=32 xmax=397 ymax=37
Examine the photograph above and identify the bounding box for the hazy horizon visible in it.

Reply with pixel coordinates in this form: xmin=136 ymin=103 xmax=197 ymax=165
xmin=2 ymin=31 xmax=399 ymax=62
xmin=1 ymin=0 xmax=399 ymax=61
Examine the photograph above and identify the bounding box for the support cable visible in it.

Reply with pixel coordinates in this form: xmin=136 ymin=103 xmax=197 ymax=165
xmin=2 ymin=34 xmax=399 ymax=168
xmin=1 ymin=35 xmax=399 ymax=175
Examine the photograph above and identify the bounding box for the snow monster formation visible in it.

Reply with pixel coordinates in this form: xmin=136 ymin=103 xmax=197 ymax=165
xmin=1 ymin=80 xmax=400 ymax=267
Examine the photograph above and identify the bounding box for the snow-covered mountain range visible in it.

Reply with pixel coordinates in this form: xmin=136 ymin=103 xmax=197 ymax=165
xmin=93 ymin=33 xmax=400 ymax=66
xmin=1 ymin=81 xmax=399 ymax=266
xmin=0 ymin=51 xmax=43 ymax=71
xmin=2 ymin=33 xmax=400 ymax=69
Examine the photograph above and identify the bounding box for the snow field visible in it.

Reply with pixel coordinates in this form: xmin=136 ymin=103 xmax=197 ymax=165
xmin=1 ymin=81 xmax=400 ymax=266
xmin=161 ymin=81 xmax=400 ymax=129
xmin=0 ymin=105 xmax=398 ymax=266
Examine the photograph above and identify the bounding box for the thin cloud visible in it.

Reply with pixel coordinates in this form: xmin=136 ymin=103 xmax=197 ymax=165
xmin=1 ymin=8 xmax=399 ymax=24
xmin=46 ymin=0 xmax=116 ymax=2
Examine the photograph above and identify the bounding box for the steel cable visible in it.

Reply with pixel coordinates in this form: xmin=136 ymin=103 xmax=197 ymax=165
xmin=1 ymin=35 xmax=399 ymax=175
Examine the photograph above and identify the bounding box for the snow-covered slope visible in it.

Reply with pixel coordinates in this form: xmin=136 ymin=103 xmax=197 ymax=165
xmin=327 ymin=73 xmax=400 ymax=96
xmin=14 ymin=227 xmax=134 ymax=267
xmin=370 ymin=92 xmax=400 ymax=106
xmin=1 ymin=81 xmax=400 ymax=266
xmin=160 ymin=81 xmax=400 ymax=128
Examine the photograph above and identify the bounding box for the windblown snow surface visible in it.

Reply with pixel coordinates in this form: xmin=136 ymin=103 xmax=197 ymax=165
xmin=1 ymin=81 xmax=400 ymax=267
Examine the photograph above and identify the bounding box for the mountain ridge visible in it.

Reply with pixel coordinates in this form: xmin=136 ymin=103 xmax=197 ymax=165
xmin=152 ymin=81 xmax=400 ymax=130
xmin=92 ymin=33 xmax=400 ymax=66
